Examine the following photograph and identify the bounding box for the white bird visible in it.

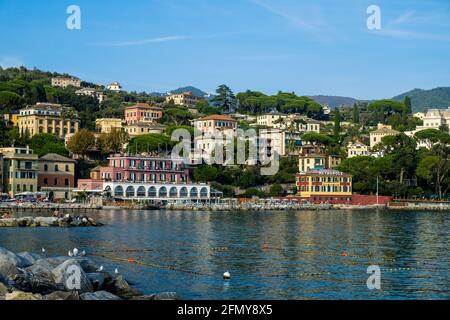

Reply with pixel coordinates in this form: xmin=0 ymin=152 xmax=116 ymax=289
xmin=114 ymin=268 xmax=119 ymax=275
xmin=41 ymin=248 xmax=46 ymax=254
xmin=80 ymin=250 xmax=86 ymax=257
xmin=73 ymin=248 xmax=79 ymax=257
xmin=96 ymin=266 xmax=104 ymax=272
xmin=223 ymin=271 xmax=231 ymax=280
xmin=68 ymin=250 xmax=73 ymax=257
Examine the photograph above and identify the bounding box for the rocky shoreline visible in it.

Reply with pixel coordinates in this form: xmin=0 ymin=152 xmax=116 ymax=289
xmin=0 ymin=214 xmax=103 ymax=228
xmin=0 ymin=247 xmax=178 ymax=300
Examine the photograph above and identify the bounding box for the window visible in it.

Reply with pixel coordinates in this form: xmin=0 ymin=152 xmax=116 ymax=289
xmin=65 ymin=179 xmax=69 ymax=186
xmin=54 ymin=178 xmax=57 ymax=185
xmin=44 ymin=178 xmax=48 ymax=185
xmin=44 ymin=164 xmax=48 ymax=171
xmin=65 ymin=165 xmax=69 ymax=172
xmin=55 ymin=165 xmax=59 ymax=172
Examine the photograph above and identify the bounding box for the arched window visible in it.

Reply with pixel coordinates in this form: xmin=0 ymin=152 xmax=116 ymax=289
xmin=159 ymin=187 xmax=167 ymax=198
xmin=200 ymin=187 xmax=208 ymax=198
xmin=137 ymin=186 xmax=146 ymax=198
xmin=169 ymin=187 xmax=178 ymax=198
xmin=55 ymin=165 xmax=59 ymax=172
xmin=65 ymin=164 xmax=69 ymax=172
xmin=148 ymin=186 xmax=157 ymax=197
xmin=114 ymin=186 xmax=124 ymax=197
xmin=126 ymin=186 xmax=135 ymax=198
xmin=190 ymin=187 xmax=198 ymax=198
xmin=180 ymin=187 xmax=188 ymax=198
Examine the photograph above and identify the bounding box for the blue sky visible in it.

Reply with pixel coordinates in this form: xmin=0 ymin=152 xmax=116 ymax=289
xmin=1 ymin=0 xmax=450 ymax=99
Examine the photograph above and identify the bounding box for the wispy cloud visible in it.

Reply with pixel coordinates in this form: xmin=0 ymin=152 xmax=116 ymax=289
xmin=92 ymin=35 xmax=191 ymax=47
xmin=250 ymin=0 xmax=329 ymax=34
xmin=373 ymin=10 xmax=450 ymax=43
xmin=0 ymin=56 xmax=24 ymax=68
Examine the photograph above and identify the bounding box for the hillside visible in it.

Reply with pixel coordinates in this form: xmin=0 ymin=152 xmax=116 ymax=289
xmin=392 ymin=87 xmax=450 ymax=112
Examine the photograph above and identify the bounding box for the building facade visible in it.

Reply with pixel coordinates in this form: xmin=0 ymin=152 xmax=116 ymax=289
xmin=369 ymin=124 xmax=400 ymax=149
xmin=296 ymin=169 xmax=352 ymax=204
xmin=76 ymin=88 xmax=106 ymax=103
xmin=165 ymin=92 xmax=203 ymax=108
xmin=38 ymin=153 xmax=75 ymax=200
xmin=124 ymin=122 xmax=166 ymax=137
xmin=347 ymin=141 xmax=369 ymax=158
xmin=51 ymin=77 xmax=81 ymax=88
xmin=95 ymin=118 xmax=123 ymax=134
xmin=77 ymin=154 xmax=214 ymax=202
xmin=258 ymin=128 xmax=302 ymax=157
xmin=124 ymin=103 xmax=163 ymax=125
xmin=107 ymin=82 xmax=122 ymax=92
xmin=18 ymin=103 xmax=80 ymax=139
xmin=0 ymin=147 xmax=39 ymax=197
xmin=415 ymin=107 xmax=450 ymax=133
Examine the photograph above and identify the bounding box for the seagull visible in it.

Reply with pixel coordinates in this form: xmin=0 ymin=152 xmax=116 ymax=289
xmin=73 ymin=248 xmax=79 ymax=257
xmin=223 ymin=271 xmax=231 ymax=280
xmin=114 ymin=268 xmax=119 ymax=275
xmin=68 ymin=250 xmax=73 ymax=257
xmin=41 ymin=248 xmax=46 ymax=254
xmin=80 ymin=250 xmax=86 ymax=257
xmin=96 ymin=266 xmax=104 ymax=272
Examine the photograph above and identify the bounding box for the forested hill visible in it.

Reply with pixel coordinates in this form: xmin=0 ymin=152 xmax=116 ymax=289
xmin=308 ymin=95 xmax=369 ymax=108
xmin=392 ymin=87 xmax=450 ymax=112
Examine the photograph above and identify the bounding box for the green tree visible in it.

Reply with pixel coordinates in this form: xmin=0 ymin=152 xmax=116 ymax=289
xmin=127 ymin=133 xmax=174 ymax=154
xmin=29 ymin=133 xmax=69 ymax=157
xmin=404 ymin=96 xmax=412 ymax=114
xmin=193 ymin=165 xmax=219 ymax=182
xmin=352 ymin=103 xmax=360 ymax=123
xmin=333 ymin=109 xmax=341 ymax=137
xmin=212 ymin=84 xmax=237 ymax=113
xmin=269 ymin=184 xmax=284 ymax=197
xmin=67 ymin=129 xmax=96 ymax=159
xmin=98 ymin=129 xmax=129 ymax=155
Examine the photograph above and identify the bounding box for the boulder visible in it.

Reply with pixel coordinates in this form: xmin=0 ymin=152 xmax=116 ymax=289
xmin=16 ymin=217 xmax=34 ymax=227
xmin=12 ymin=272 xmax=64 ymax=295
xmin=86 ymin=273 xmax=106 ymax=291
xmin=0 ymin=281 xmax=8 ymax=297
xmin=0 ymin=247 xmax=30 ymax=278
xmin=104 ymin=275 xmax=141 ymax=299
xmin=74 ymin=257 xmax=99 ymax=273
xmin=0 ymin=218 xmax=18 ymax=227
xmin=131 ymin=292 xmax=179 ymax=300
xmin=80 ymin=291 xmax=121 ymax=301
xmin=51 ymin=259 xmax=93 ymax=293
xmin=6 ymin=290 xmax=43 ymax=300
xmin=35 ymin=217 xmax=58 ymax=227
xmin=70 ymin=219 xmax=82 ymax=227
xmin=45 ymin=256 xmax=69 ymax=268
xmin=17 ymin=252 xmax=43 ymax=266
xmin=44 ymin=291 xmax=80 ymax=300
xmin=25 ymin=259 xmax=54 ymax=278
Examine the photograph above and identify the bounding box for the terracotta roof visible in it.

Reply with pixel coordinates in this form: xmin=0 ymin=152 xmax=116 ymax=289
xmin=196 ymin=114 xmax=236 ymax=121
xmin=371 ymin=127 xmax=400 ymax=135
xmin=39 ymin=153 xmax=75 ymax=162
xmin=125 ymin=103 xmax=162 ymax=110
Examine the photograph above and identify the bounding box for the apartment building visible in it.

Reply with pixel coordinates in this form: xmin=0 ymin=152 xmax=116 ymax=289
xmin=95 ymin=118 xmax=123 ymax=134
xmin=124 ymin=103 xmax=163 ymax=125
xmin=165 ymin=92 xmax=203 ymax=108
xmin=38 ymin=153 xmax=75 ymax=200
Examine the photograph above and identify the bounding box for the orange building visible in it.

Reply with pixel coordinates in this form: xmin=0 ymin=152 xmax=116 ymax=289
xmin=124 ymin=103 xmax=163 ymax=125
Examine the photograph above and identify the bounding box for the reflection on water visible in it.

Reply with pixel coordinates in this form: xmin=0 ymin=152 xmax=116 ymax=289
xmin=0 ymin=210 xmax=449 ymax=299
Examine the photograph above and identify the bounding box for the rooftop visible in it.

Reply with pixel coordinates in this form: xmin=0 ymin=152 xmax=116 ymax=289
xmin=125 ymin=103 xmax=162 ymax=110
xmin=40 ymin=153 xmax=75 ymax=162
xmin=196 ymin=114 xmax=236 ymax=122
xmin=298 ymin=169 xmax=351 ymax=176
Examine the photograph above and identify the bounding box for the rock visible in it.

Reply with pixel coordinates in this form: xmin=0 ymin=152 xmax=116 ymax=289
xmin=131 ymin=292 xmax=179 ymax=300
xmin=0 ymin=281 xmax=8 ymax=297
xmin=0 ymin=247 xmax=31 ymax=279
xmin=25 ymin=259 xmax=54 ymax=278
xmin=74 ymin=257 xmax=99 ymax=273
xmin=86 ymin=273 xmax=106 ymax=291
xmin=44 ymin=291 xmax=80 ymax=300
xmin=12 ymin=272 xmax=64 ymax=295
xmin=104 ymin=275 xmax=141 ymax=299
xmin=51 ymin=259 xmax=93 ymax=293
xmin=70 ymin=219 xmax=81 ymax=227
xmin=35 ymin=217 xmax=58 ymax=227
xmin=16 ymin=217 xmax=34 ymax=227
xmin=45 ymin=256 xmax=69 ymax=268
xmin=6 ymin=290 xmax=43 ymax=300
xmin=80 ymin=291 xmax=121 ymax=301
xmin=17 ymin=252 xmax=43 ymax=265
xmin=87 ymin=217 xmax=97 ymax=226
xmin=0 ymin=218 xmax=18 ymax=227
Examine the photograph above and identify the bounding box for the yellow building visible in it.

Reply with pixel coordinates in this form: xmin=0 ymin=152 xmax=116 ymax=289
xmin=125 ymin=122 xmax=166 ymax=138
xmin=51 ymin=77 xmax=81 ymax=88
xmin=18 ymin=103 xmax=80 ymax=139
xmin=96 ymin=118 xmax=123 ymax=133
xmin=165 ymin=92 xmax=203 ymax=108
xmin=296 ymin=169 xmax=352 ymax=204
xmin=370 ymin=124 xmax=400 ymax=149
xmin=0 ymin=147 xmax=39 ymax=197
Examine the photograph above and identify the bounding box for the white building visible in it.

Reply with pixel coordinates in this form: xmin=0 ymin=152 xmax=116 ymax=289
xmin=369 ymin=124 xmax=400 ymax=149
xmin=51 ymin=77 xmax=80 ymax=88
xmin=107 ymin=82 xmax=122 ymax=92
xmin=258 ymin=128 xmax=302 ymax=157
xmin=415 ymin=107 xmax=450 ymax=133
xmin=347 ymin=141 xmax=369 ymax=158
xmin=75 ymin=88 xmax=106 ymax=103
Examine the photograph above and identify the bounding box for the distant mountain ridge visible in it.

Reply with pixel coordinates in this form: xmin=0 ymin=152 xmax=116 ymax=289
xmin=392 ymin=87 xmax=450 ymax=112
xmin=307 ymin=95 xmax=369 ymax=108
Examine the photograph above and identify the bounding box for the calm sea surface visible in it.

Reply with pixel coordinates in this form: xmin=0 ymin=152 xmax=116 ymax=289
xmin=0 ymin=209 xmax=448 ymax=299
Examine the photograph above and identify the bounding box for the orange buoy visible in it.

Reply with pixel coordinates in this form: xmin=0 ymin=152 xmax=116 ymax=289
xmin=128 ymin=258 xmax=136 ymax=263
xmin=341 ymin=251 xmax=348 ymax=257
